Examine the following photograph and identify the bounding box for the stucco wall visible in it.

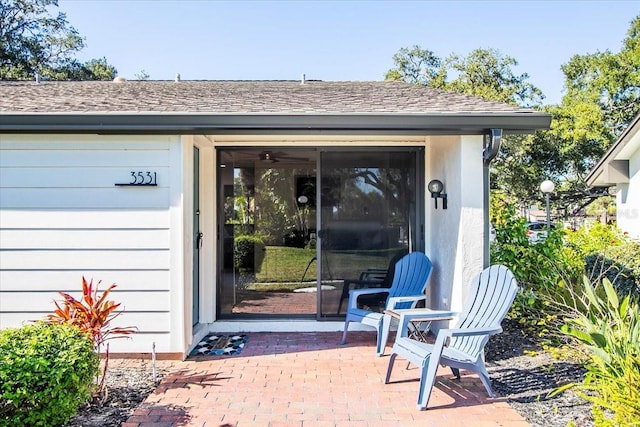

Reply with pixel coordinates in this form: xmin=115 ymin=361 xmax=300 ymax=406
xmin=617 ymin=144 xmax=640 ymax=239
xmin=0 ymin=134 xmax=185 ymax=355
xmin=426 ymin=135 xmax=485 ymax=315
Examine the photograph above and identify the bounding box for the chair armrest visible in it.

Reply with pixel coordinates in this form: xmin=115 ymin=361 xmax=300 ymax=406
xmin=396 ymin=310 xmax=457 ymax=337
xmin=387 ymin=295 xmax=427 ymax=308
xmin=360 ymin=268 xmax=387 ymax=280
xmin=347 ymin=288 xmax=390 ymax=309
xmin=437 ymin=326 xmax=503 ymax=338
xmin=344 ymin=278 xmax=385 ymax=287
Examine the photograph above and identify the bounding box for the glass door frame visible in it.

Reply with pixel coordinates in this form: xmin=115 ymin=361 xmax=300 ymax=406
xmin=214 ymin=146 xmax=424 ymax=320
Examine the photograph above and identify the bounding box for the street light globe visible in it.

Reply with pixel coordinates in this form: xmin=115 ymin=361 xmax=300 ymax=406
xmin=540 ymin=180 xmax=555 ymax=194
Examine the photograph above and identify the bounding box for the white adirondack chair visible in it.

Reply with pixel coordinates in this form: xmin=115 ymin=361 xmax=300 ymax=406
xmin=340 ymin=251 xmax=433 ymax=356
xmin=385 ymin=264 xmax=519 ymax=410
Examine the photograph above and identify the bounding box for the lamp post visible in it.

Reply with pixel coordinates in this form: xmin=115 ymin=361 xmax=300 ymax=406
xmin=540 ymin=180 xmax=555 ymax=229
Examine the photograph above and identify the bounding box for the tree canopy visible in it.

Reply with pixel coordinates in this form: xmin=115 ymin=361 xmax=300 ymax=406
xmin=386 ymin=14 xmax=640 ymax=217
xmin=386 ymin=45 xmax=544 ymax=108
xmin=0 ymin=0 xmax=116 ymax=80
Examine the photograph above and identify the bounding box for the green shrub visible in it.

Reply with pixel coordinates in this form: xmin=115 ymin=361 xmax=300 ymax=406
xmin=562 ymin=223 xmax=640 ymax=299
xmin=490 ymin=198 xmax=639 ymax=337
xmin=563 ymin=222 xmax=627 ymax=259
xmin=234 ymin=234 xmax=265 ymax=270
xmin=0 ymin=322 xmax=99 ymax=427
xmin=554 ymin=277 xmax=640 ymax=426
xmin=490 ymin=197 xmax=566 ymax=332
xmin=586 ymin=253 xmax=640 ymax=298
xmin=608 ymin=240 xmax=640 ymax=281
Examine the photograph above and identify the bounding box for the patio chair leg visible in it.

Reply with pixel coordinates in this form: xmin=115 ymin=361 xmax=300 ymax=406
xmin=476 ymin=364 xmax=495 ymax=397
xmin=337 ymin=281 xmax=350 ymax=314
xmin=451 ymin=367 xmax=461 ymax=379
xmin=376 ymin=315 xmax=388 ymax=356
xmin=384 ymin=353 xmax=397 ymax=384
xmin=339 ymin=320 xmax=350 ymax=345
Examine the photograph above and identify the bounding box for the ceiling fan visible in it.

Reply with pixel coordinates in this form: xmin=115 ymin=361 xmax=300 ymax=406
xmin=257 ymin=150 xmax=310 ymax=163
xmin=223 ymin=150 xmax=313 ymax=165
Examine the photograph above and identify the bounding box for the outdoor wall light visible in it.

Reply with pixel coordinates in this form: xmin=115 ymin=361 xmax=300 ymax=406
xmin=428 ymin=179 xmax=448 ymax=209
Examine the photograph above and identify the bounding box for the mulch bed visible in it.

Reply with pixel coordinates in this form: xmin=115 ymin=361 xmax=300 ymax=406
xmin=485 ymin=319 xmax=593 ymax=427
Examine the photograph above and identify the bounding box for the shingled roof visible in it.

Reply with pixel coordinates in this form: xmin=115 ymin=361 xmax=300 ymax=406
xmin=0 ymin=80 xmax=551 ymax=133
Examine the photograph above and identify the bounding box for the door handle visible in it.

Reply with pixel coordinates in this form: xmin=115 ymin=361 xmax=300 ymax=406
xmin=197 ymin=232 xmax=203 ymax=249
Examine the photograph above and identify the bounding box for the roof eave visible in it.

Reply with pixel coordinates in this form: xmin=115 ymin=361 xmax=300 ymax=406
xmin=586 ymin=113 xmax=640 ymax=186
xmin=0 ymin=112 xmax=552 ymax=134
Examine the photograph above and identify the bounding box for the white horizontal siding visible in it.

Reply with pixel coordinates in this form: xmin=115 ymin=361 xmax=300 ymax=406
xmin=0 ymin=167 xmax=170 ymax=188
xmin=0 ymin=229 xmax=170 ymax=249
xmin=0 ymin=311 xmax=174 ymax=353
xmin=0 ymin=134 xmax=171 ymax=150
xmin=0 ymin=134 xmax=183 ymax=355
xmin=1 ymin=250 xmax=170 ymax=270
xmin=0 ymin=188 xmax=170 ymax=208
xmin=108 ymin=332 xmax=173 ymax=354
xmin=0 ymin=270 xmax=171 ymax=291
xmin=1 ymin=312 xmax=171 ymax=333
xmin=0 ymin=148 xmax=169 ymax=167
xmin=1 ymin=136 xmax=172 ymax=209
xmin=0 ymin=210 xmax=170 ymax=229
xmin=1 ymin=291 xmax=170 ymax=313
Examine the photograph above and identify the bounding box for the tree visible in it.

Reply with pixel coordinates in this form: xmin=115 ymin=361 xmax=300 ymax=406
xmin=386 ymin=45 xmax=543 ymax=107
xmin=561 ymin=15 xmax=640 ymax=137
xmin=551 ymin=15 xmax=640 ymax=172
xmin=386 ymin=15 xmax=640 ymax=217
xmin=385 ymin=45 xmax=446 ymax=88
xmin=386 ymin=45 xmax=546 ymax=207
xmin=0 ymin=0 xmax=117 ymax=80
xmin=444 ymin=48 xmax=544 ymax=108
xmin=537 ymin=15 xmax=640 ymax=215
xmin=134 ymin=69 xmax=150 ymax=80
xmin=43 ymin=56 xmax=117 ymax=80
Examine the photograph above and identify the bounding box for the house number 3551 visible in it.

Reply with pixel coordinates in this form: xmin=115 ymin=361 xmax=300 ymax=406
xmin=115 ymin=171 xmax=158 ymax=186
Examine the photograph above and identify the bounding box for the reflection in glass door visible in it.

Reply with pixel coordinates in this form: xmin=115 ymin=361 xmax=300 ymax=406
xmin=318 ymin=150 xmax=423 ymax=318
xmin=217 ymin=148 xmax=423 ymax=319
xmin=218 ymin=149 xmax=318 ymax=317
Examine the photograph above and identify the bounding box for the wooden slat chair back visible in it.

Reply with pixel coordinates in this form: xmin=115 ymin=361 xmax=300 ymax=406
xmin=385 ymin=264 xmax=519 ymax=410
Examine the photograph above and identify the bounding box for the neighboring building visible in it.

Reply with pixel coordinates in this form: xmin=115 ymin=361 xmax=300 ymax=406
xmin=586 ymin=113 xmax=640 ymax=239
xmin=0 ymin=80 xmax=551 ymax=358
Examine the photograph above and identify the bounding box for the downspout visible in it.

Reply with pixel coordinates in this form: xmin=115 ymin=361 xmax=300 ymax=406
xmin=482 ymin=129 xmax=502 ymax=268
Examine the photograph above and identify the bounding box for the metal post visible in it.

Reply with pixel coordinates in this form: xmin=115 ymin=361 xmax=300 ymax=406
xmin=540 ymin=180 xmax=555 ymax=230
xmin=545 ymin=193 xmax=550 ymax=229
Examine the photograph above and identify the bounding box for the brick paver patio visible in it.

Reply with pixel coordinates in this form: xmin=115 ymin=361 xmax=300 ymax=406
xmin=120 ymin=331 xmax=529 ymax=427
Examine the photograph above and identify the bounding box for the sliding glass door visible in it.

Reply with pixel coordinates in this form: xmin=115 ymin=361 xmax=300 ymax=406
xmin=318 ymin=150 xmax=423 ymax=318
xmin=217 ymin=147 xmax=423 ymax=319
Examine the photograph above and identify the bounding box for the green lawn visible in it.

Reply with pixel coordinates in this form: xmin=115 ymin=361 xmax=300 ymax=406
xmin=255 ymin=246 xmax=317 ymax=283
xmin=253 ymin=245 xmax=402 ymax=289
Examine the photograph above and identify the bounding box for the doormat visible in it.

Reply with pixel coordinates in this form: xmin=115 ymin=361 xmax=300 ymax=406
xmin=190 ymin=334 xmax=248 ymax=356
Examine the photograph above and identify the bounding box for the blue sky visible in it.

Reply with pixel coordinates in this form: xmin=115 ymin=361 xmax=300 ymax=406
xmin=58 ymin=0 xmax=638 ymax=105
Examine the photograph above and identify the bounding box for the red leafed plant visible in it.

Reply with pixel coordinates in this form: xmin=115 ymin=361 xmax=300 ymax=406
xmin=45 ymin=277 xmax=137 ymax=394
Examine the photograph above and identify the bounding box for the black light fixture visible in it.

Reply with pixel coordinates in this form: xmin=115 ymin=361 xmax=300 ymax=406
xmin=428 ymin=179 xmax=447 ymax=209
xmin=259 ymin=151 xmax=277 ymax=163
